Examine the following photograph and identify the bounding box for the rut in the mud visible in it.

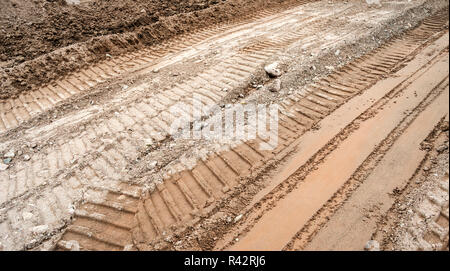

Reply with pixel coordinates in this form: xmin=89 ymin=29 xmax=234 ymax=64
xmin=0 ymin=0 xmax=302 ymax=100
xmin=0 ymin=0 xmax=449 ymax=252
xmin=54 ymin=13 xmax=449 ymax=251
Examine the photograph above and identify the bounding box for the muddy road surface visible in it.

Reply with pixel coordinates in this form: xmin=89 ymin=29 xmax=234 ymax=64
xmin=0 ymin=0 xmax=448 ymax=251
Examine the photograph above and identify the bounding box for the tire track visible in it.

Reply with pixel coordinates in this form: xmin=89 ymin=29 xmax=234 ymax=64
xmin=51 ymin=15 xmax=450 ymax=251
xmin=229 ymin=49 xmax=449 ymax=251
xmin=0 ymin=0 xmax=317 ymax=134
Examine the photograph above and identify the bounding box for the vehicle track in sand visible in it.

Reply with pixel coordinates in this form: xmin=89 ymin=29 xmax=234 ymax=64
xmin=0 ymin=0 xmax=318 ymax=133
xmin=52 ymin=12 xmax=450 ymax=251
xmin=2 ymin=0 xmax=445 ymax=251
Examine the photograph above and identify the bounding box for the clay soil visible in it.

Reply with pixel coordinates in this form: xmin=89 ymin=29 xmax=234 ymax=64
xmin=0 ymin=0 xmax=290 ymax=99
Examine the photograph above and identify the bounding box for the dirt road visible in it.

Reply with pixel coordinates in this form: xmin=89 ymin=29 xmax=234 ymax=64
xmin=0 ymin=0 xmax=448 ymax=251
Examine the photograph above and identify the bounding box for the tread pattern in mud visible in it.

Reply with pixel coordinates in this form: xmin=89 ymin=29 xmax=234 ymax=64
xmin=53 ymin=14 xmax=450 ymax=251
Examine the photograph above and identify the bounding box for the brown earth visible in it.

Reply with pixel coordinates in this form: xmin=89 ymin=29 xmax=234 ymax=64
xmin=0 ymin=0 xmax=295 ymax=100
xmin=0 ymin=0 xmax=448 ymax=251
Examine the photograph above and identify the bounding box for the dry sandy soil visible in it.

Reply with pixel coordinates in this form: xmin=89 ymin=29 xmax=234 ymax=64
xmin=0 ymin=0 xmax=448 ymax=251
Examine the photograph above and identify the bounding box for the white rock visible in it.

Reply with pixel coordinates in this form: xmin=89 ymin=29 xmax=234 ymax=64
xmin=264 ymin=62 xmax=282 ymax=77
xmin=0 ymin=163 xmax=8 ymax=171
xmin=23 ymin=154 xmax=31 ymax=161
xmin=123 ymin=244 xmax=134 ymax=251
xmin=4 ymin=150 xmax=15 ymax=158
xmin=65 ymin=240 xmax=80 ymax=251
xmin=366 ymin=0 xmax=381 ymax=6
xmin=22 ymin=212 xmax=34 ymax=220
xmin=364 ymin=240 xmax=380 ymax=251
xmin=32 ymin=225 xmax=49 ymax=235
xmin=68 ymin=205 xmax=76 ymax=215
xmin=148 ymin=161 xmax=158 ymax=169
xmin=268 ymin=79 xmax=282 ymax=92
xmin=144 ymin=139 xmax=153 ymax=146
xmin=234 ymin=214 xmax=243 ymax=223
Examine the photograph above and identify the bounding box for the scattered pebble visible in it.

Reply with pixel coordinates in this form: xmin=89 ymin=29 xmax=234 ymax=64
xmin=264 ymin=62 xmax=282 ymax=77
xmin=148 ymin=161 xmax=158 ymax=169
xmin=3 ymin=158 xmax=12 ymax=164
xmin=32 ymin=225 xmax=49 ymax=235
xmin=23 ymin=155 xmax=31 ymax=161
xmin=4 ymin=150 xmax=15 ymax=158
xmin=364 ymin=240 xmax=380 ymax=251
xmin=0 ymin=164 xmax=8 ymax=171
xmin=22 ymin=212 xmax=34 ymax=220
xmin=268 ymin=79 xmax=282 ymax=92
xmin=234 ymin=214 xmax=243 ymax=223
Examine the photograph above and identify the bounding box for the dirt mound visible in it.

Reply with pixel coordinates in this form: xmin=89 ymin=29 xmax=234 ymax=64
xmin=0 ymin=0 xmax=293 ymax=100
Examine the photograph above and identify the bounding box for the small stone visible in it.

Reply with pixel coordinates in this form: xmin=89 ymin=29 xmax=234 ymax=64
xmin=148 ymin=161 xmax=158 ymax=169
xmin=0 ymin=163 xmax=8 ymax=171
xmin=437 ymin=144 xmax=448 ymax=153
xmin=106 ymin=54 xmax=112 ymax=58
xmin=264 ymin=62 xmax=282 ymax=77
xmin=152 ymin=68 xmax=160 ymax=73
xmin=23 ymin=154 xmax=31 ymax=161
xmin=4 ymin=150 xmax=15 ymax=158
xmin=32 ymin=225 xmax=49 ymax=235
xmin=325 ymin=66 xmax=335 ymax=71
xmin=234 ymin=214 xmax=243 ymax=223
xmin=123 ymin=244 xmax=134 ymax=251
xmin=31 ymin=143 xmax=38 ymax=148
xmin=335 ymin=49 xmax=341 ymax=56
xmin=68 ymin=205 xmax=76 ymax=216
xmin=122 ymin=85 xmax=129 ymax=90
xmin=364 ymin=240 xmax=380 ymax=251
xmin=3 ymin=158 xmax=12 ymax=164
xmin=65 ymin=240 xmax=80 ymax=251
xmin=22 ymin=212 xmax=33 ymax=220
xmin=145 ymin=139 xmax=153 ymax=146
xmin=268 ymin=79 xmax=282 ymax=92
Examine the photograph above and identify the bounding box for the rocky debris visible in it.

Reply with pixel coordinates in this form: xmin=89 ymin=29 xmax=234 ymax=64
xmin=63 ymin=240 xmax=80 ymax=251
xmin=22 ymin=212 xmax=34 ymax=220
xmin=23 ymin=154 xmax=31 ymax=161
xmin=366 ymin=0 xmax=382 ymax=8
xmin=123 ymin=244 xmax=134 ymax=251
xmin=234 ymin=214 xmax=243 ymax=223
xmin=264 ymin=62 xmax=282 ymax=77
xmin=436 ymin=144 xmax=448 ymax=153
xmin=148 ymin=161 xmax=158 ymax=169
xmin=32 ymin=225 xmax=49 ymax=235
xmin=268 ymin=79 xmax=282 ymax=92
xmin=0 ymin=163 xmax=8 ymax=171
xmin=364 ymin=240 xmax=380 ymax=251
xmin=4 ymin=150 xmax=15 ymax=158
xmin=3 ymin=158 xmax=12 ymax=165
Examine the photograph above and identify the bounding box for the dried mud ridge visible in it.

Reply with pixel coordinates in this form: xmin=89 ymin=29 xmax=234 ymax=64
xmin=53 ymin=13 xmax=449 ymax=251
xmin=372 ymin=125 xmax=449 ymax=251
xmin=0 ymin=0 xmax=317 ymax=131
xmin=0 ymin=0 xmax=306 ymax=100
